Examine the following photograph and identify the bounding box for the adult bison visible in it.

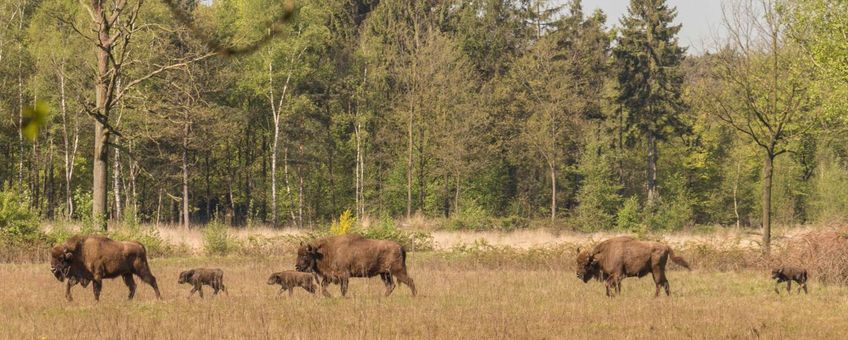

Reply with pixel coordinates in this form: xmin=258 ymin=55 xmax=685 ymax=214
xmin=576 ymin=236 xmax=690 ymax=297
xmin=50 ymin=235 xmax=161 ymax=301
xmin=295 ymin=234 xmax=416 ymax=297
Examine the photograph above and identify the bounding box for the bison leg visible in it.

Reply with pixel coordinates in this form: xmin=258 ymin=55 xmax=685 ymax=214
xmin=288 ymin=287 xmax=294 ymax=297
xmin=133 ymin=262 xmax=162 ymax=300
xmin=122 ymin=274 xmax=137 ymax=300
xmin=65 ymin=280 xmax=74 ymax=302
xmin=92 ymin=279 xmax=103 ymax=302
xmin=340 ymin=278 xmax=350 ymax=297
xmin=320 ymin=278 xmax=332 ymax=298
xmin=381 ymin=273 xmax=396 ymax=297
xmin=786 ymin=280 xmax=792 ymax=294
xmin=774 ymin=281 xmax=781 ymax=295
xmin=801 ymin=282 xmax=808 ymax=294
xmin=394 ymin=271 xmax=417 ymax=297
xmin=189 ymin=286 xmax=199 ymax=298
xmin=197 ymin=284 xmax=205 ymax=298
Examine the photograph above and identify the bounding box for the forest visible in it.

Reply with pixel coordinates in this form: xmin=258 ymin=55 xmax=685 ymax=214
xmin=1 ymin=0 xmax=847 ymax=244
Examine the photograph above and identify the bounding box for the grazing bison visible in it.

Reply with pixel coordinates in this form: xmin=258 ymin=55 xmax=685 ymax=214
xmin=267 ymin=271 xmax=317 ymax=296
xmin=576 ymin=236 xmax=690 ymax=297
xmin=771 ymin=266 xmax=808 ymax=295
xmin=178 ymin=268 xmax=228 ymax=298
xmin=295 ymin=235 xmax=416 ymax=297
xmin=50 ymin=235 xmax=161 ymax=301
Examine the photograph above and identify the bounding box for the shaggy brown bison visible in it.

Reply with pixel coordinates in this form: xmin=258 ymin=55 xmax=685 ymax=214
xmin=178 ymin=268 xmax=228 ymax=298
xmin=50 ymin=235 xmax=161 ymax=301
xmin=576 ymin=236 xmax=690 ymax=297
xmin=772 ymin=266 xmax=808 ymax=294
xmin=267 ymin=271 xmax=318 ymax=296
xmin=295 ymin=235 xmax=416 ymax=297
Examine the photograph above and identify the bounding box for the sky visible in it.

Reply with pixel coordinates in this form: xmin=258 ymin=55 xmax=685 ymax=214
xmin=553 ymin=0 xmax=726 ymax=54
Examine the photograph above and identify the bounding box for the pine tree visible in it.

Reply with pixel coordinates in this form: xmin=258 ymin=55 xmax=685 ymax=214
xmin=613 ymin=0 xmax=687 ymax=207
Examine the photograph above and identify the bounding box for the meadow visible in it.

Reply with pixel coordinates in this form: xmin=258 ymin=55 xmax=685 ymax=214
xmin=3 ymin=238 xmax=848 ymax=339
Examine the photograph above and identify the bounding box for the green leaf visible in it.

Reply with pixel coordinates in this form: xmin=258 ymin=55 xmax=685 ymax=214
xmin=21 ymin=100 xmax=50 ymax=141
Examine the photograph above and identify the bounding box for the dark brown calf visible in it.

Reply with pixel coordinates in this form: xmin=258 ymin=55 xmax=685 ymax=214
xmin=772 ymin=266 xmax=808 ymax=294
xmin=178 ymin=268 xmax=227 ymax=298
xmin=267 ymin=271 xmax=317 ymax=296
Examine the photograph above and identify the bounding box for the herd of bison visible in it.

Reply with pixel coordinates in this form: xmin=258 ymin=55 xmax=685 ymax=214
xmin=47 ymin=234 xmax=808 ymax=302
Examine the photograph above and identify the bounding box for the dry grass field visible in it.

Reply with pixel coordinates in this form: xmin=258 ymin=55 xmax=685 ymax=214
xmin=3 ymin=251 xmax=848 ymax=339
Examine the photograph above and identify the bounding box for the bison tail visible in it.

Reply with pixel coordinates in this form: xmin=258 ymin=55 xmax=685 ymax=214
xmin=669 ymin=249 xmax=691 ymax=270
xmin=401 ymin=247 xmax=408 ymax=268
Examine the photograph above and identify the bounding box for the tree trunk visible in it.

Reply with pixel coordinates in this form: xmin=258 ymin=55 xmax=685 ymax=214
xmin=354 ymin=115 xmax=361 ymax=220
xmin=454 ymin=174 xmax=461 ymax=215
xmin=205 ymin=152 xmax=211 ymax=221
xmin=550 ymin=162 xmax=556 ymax=222
xmin=113 ymin=140 xmax=122 ymax=221
xmin=92 ymin=1 xmax=112 ymax=230
xmin=734 ymin=161 xmax=741 ymax=229
xmin=59 ymin=65 xmax=77 ymax=219
xmin=407 ymin=103 xmax=414 ymax=219
xmin=156 ymin=188 xmax=162 ymax=227
xmin=17 ymin=1 xmax=24 ymax=188
xmin=762 ymin=152 xmax=775 ymax=254
xmin=284 ymin=146 xmax=296 ymax=223
xmin=646 ymin=132 xmax=658 ymax=207
xmin=181 ymin=120 xmax=190 ymax=229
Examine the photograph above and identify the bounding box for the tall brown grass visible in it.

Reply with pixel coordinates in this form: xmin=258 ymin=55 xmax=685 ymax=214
xmin=3 ymin=255 xmax=848 ymax=338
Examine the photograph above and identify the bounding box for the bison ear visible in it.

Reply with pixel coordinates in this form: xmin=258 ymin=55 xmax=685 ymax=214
xmin=576 ymin=247 xmax=581 ymax=254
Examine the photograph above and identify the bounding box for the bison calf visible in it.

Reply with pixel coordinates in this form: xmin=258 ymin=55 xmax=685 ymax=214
xmin=267 ymin=271 xmax=317 ymax=296
xmin=772 ymin=266 xmax=808 ymax=295
xmin=178 ymin=268 xmax=228 ymax=298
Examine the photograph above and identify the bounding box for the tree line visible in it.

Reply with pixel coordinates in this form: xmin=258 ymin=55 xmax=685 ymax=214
xmin=1 ymin=0 xmax=846 ymax=247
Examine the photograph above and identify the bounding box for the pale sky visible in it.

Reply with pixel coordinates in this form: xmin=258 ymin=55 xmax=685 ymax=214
xmin=554 ymin=0 xmax=726 ymax=54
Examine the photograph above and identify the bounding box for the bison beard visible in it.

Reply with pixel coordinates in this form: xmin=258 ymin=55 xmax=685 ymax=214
xmin=295 ymin=235 xmax=417 ymax=297
xmin=50 ymin=235 xmax=161 ymax=301
xmin=576 ymin=236 xmax=691 ymax=297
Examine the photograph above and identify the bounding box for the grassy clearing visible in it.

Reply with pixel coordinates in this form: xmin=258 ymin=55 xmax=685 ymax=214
xmin=3 ymin=255 xmax=848 ymax=339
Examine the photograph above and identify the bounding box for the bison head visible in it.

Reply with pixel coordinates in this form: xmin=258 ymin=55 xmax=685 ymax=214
xmin=295 ymin=243 xmax=322 ymax=272
xmin=178 ymin=270 xmax=195 ymax=284
xmin=267 ymin=273 xmax=281 ymax=285
xmin=771 ymin=268 xmax=783 ymax=280
xmin=49 ymin=245 xmax=74 ymax=282
xmin=575 ymin=248 xmax=598 ymax=283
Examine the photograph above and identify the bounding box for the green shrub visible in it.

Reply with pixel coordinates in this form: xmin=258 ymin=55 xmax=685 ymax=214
xmin=496 ymin=215 xmax=530 ymax=232
xmin=355 ymin=217 xmax=434 ymax=251
xmin=647 ymin=197 xmax=694 ymax=231
xmin=447 ymin=200 xmax=492 ymax=231
xmin=0 ymin=188 xmax=46 ymax=245
xmin=203 ymin=219 xmax=236 ymax=256
xmin=73 ymin=188 xmax=103 ymax=233
xmin=616 ymin=196 xmax=643 ymax=233
xmin=109 ymin=223 xmax=172 ymax=257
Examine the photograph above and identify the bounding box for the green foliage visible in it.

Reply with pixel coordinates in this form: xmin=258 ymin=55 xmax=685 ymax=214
xmin=645 ymin=196 xmax=694 ymax=231
xmin=0 ymin=188 xmax=45 ymax=244
xmin=447 ymin=200 xmax=492 ymax=231
xmin=616 ymin=196 xmax=643 ymax=233
xmin=575 ymin=135 xmax=623 ymax=231
xmin=203 ymin=219 xmax=235 ymax=256
xmin=355 ymin=217 xmax=434 ymax=251
xmin=21 ymin=101 xmax=49 ymax=141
